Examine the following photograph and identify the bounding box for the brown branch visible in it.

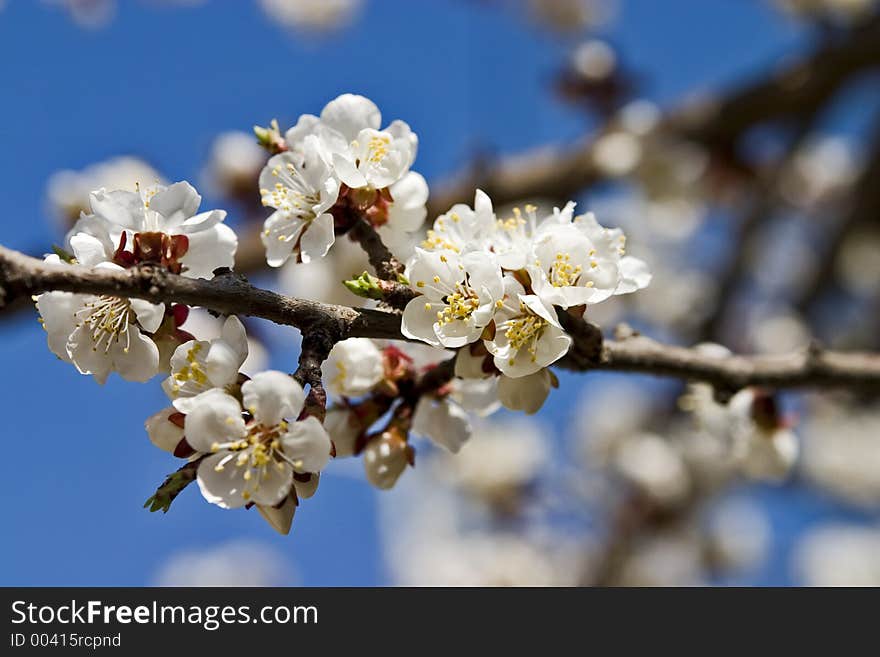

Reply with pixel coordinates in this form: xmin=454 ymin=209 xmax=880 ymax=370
xmin=3 ymin=243 xmax=880 ymax=394
xmin=347 ymin=217 xmax=405 ymax=281
xmin=0 ymin=244 xmax=402 ymax=341
xmin=575 ymin=329 xmax=880 ymax=395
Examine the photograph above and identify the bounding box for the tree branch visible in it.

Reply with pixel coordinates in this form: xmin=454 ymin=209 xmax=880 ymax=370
xmin=0 ymin=244 xmax=403 ymax=341
xmin=3 ymin=243 xmax=880 ymax=394
xmin=346 ymin=217 xmax=405 ymax=282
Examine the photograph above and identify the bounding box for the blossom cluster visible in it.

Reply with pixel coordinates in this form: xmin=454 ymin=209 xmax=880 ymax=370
xmin=33 ymin=93 xmax=654 ymax=537
xmin=402 ymin=191 xmax=650 ymax=413
xmin=149 ymin=323 xmax=332 ymax=533
xmin=258 ymin=94 xmax=426 ymax=265
xmin=37 ymin=181 xmax=236 ymax=383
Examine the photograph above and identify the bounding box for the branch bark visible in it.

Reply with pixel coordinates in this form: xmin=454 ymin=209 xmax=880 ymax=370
xmin=3 ymin=243 xmax=880 ymax=394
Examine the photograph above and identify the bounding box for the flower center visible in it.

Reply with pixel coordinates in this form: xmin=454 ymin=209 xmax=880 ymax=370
xmin=367 ymin=135 xmax=391 ymax=164
xmin=75 ymin=295 xmax=135 ymax=353
xmin=549 ymin=252 xmax=583 ymax=287
xmin=421 ymin=229 xmax=461 ymax=253
xmin=504 ymin=306 xmax=548 ymax=364
xmin=169 ymin=342 xmax=208 ymax=394
xmin=437 ymin=284 xmax=480 ymax=326
xmin=211 ymin=421 xmax=299 ymax=502
xmin=261 ymin=161 xmax=321 ymax=222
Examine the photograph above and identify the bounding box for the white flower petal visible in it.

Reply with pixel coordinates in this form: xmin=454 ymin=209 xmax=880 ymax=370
xmin=401 ymin=297 xmax=442 ymax=346
xmin=36 ymin=291 xmax=80 ymax=363
xmin=280 ymin=416 xmax=332 ymax=473
xmin=498 ymin=370 xmax=551 ymax=414
xmin=205 ymin=315 xmax=249 ymax=387
xmin=181 ymin=223 xmax=238 ymax=279
xmin=179 ymin=209 xmax=225 ymax=234
xmin=242 ymin=371 xmax=305 ymax=426
xmin=69 ymin=233 xmax=111 ymax=267
xmin=412 ymin=397 xmax=472 ymax=453
xmin=299 ymin=213 xmax=335 ymax=263
xmin=88 ymin=188 xmax=145 ymax=231
xmin=184 ymin=389 xmax=246 ymax=453
xmin=149 ymin=181 xmax=201 ymax=229
xmin=130 ymin=298 xmax=166 ymax=334
xmin=145 ymin=407 xmax=185 ymax=453
xmin=261 ymin=211 xmax=305 ymax=268
xmin=320 ymin=93 xmax=381 ymax=142
xmin=197 ymin=451 xmax=292 ymax=509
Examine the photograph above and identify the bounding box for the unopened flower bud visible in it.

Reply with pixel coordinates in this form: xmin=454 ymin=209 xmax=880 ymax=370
xmin=324 ymin=407 xmax=365 ymax=457
xmin=362 ymin=428 xmax=411 ymax=490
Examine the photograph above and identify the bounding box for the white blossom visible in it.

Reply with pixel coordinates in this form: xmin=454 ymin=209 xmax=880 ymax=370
xmin=162 ymin=315 xmax=249 ymax=413
xmin=529 ymin=211 xmax=650 ymax=307
xmin=794 ymin=524 xmax=880 ymax=586
xmin=259 ymin=136 xmax=340 ymax=266
xmin=322 ymin=338 xmax=384 ymax=397
xmin=204 ymin=131 xmax=266 ymax=196
xmin=284 ymin=94 xmax=418 ymax=191
xmin=401 ymin=249 xmax=504 ymax=348
xmin=36 ymin=230 xmax=165 ymax=384
xmin=323 ymin=406 xmax=363 ymax=458
xmin=412 ymin=395 xmax=472 ymax=453
xmin=376 ymin=171 xmax=430 ymax=258
xmin=259 ymin=0 xmax=362 ymax=32
xmin=442 ymin=418 xmax=548 ymax=504
xmin=485 ymin=276 xmax=572 ymax=377
xmin=363 ymin=430 xmax=410 ymax=489
xmin=79 ymin=180 xmax=237 ymax=278
xmin=185 ymin=372 xmax=332 ymax=509
xmin=497 ymin=369 xmax=554 ymax=414
xmin=145 ymin=406 xmax=185 ymax=454
xmin=421 ymin=189 xmax=496 ymax=256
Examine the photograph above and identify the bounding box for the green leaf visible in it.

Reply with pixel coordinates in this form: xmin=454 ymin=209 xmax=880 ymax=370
xmin=343 ymin=271 xmax=384 ymax=300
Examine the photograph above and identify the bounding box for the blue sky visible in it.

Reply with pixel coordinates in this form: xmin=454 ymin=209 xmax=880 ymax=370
xmin=0 ymin=0 xmax=870 ymax=586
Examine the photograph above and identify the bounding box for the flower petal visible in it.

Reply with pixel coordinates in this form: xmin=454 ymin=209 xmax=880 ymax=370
xmin=184 ymin=389 xmax=246 ymax=452
xmin=130 ymin=298 xmax=166 ymax=334
xmin=298 ymin=212 xmax=335 ymax=263
xmin=242 ymin=371 xmax=305 ymax=426
xmin=412 ymin=397 xmax=472 ymax=453
xmin=206 ymin=315 xmax=249 ymax=387
xmin=88 ymin=188 xmax=145 ymax=230
xmin=181 ymin=223 xmax=238 ymax=279
xmin=178 ymin=209 xmax=225 ymax=234
xmin=149 ymin=181 xmax=201 ymax=229
xmin=320 ymin=94 xmax=381 ymax=142
xmin=197 ymin=452 xmax=292 ymax=509
xmin=401 ymin=297 xmax=442 ymax=346
xmin=498 ymin=370 xmax=551 ymax=414
xmin=261 ymin=211 xmax=305 ymax=268
xmin=145 ymin=406 xmax=185 ymax=453
xmin=280 ymin=416 xmax=332 ymax=473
